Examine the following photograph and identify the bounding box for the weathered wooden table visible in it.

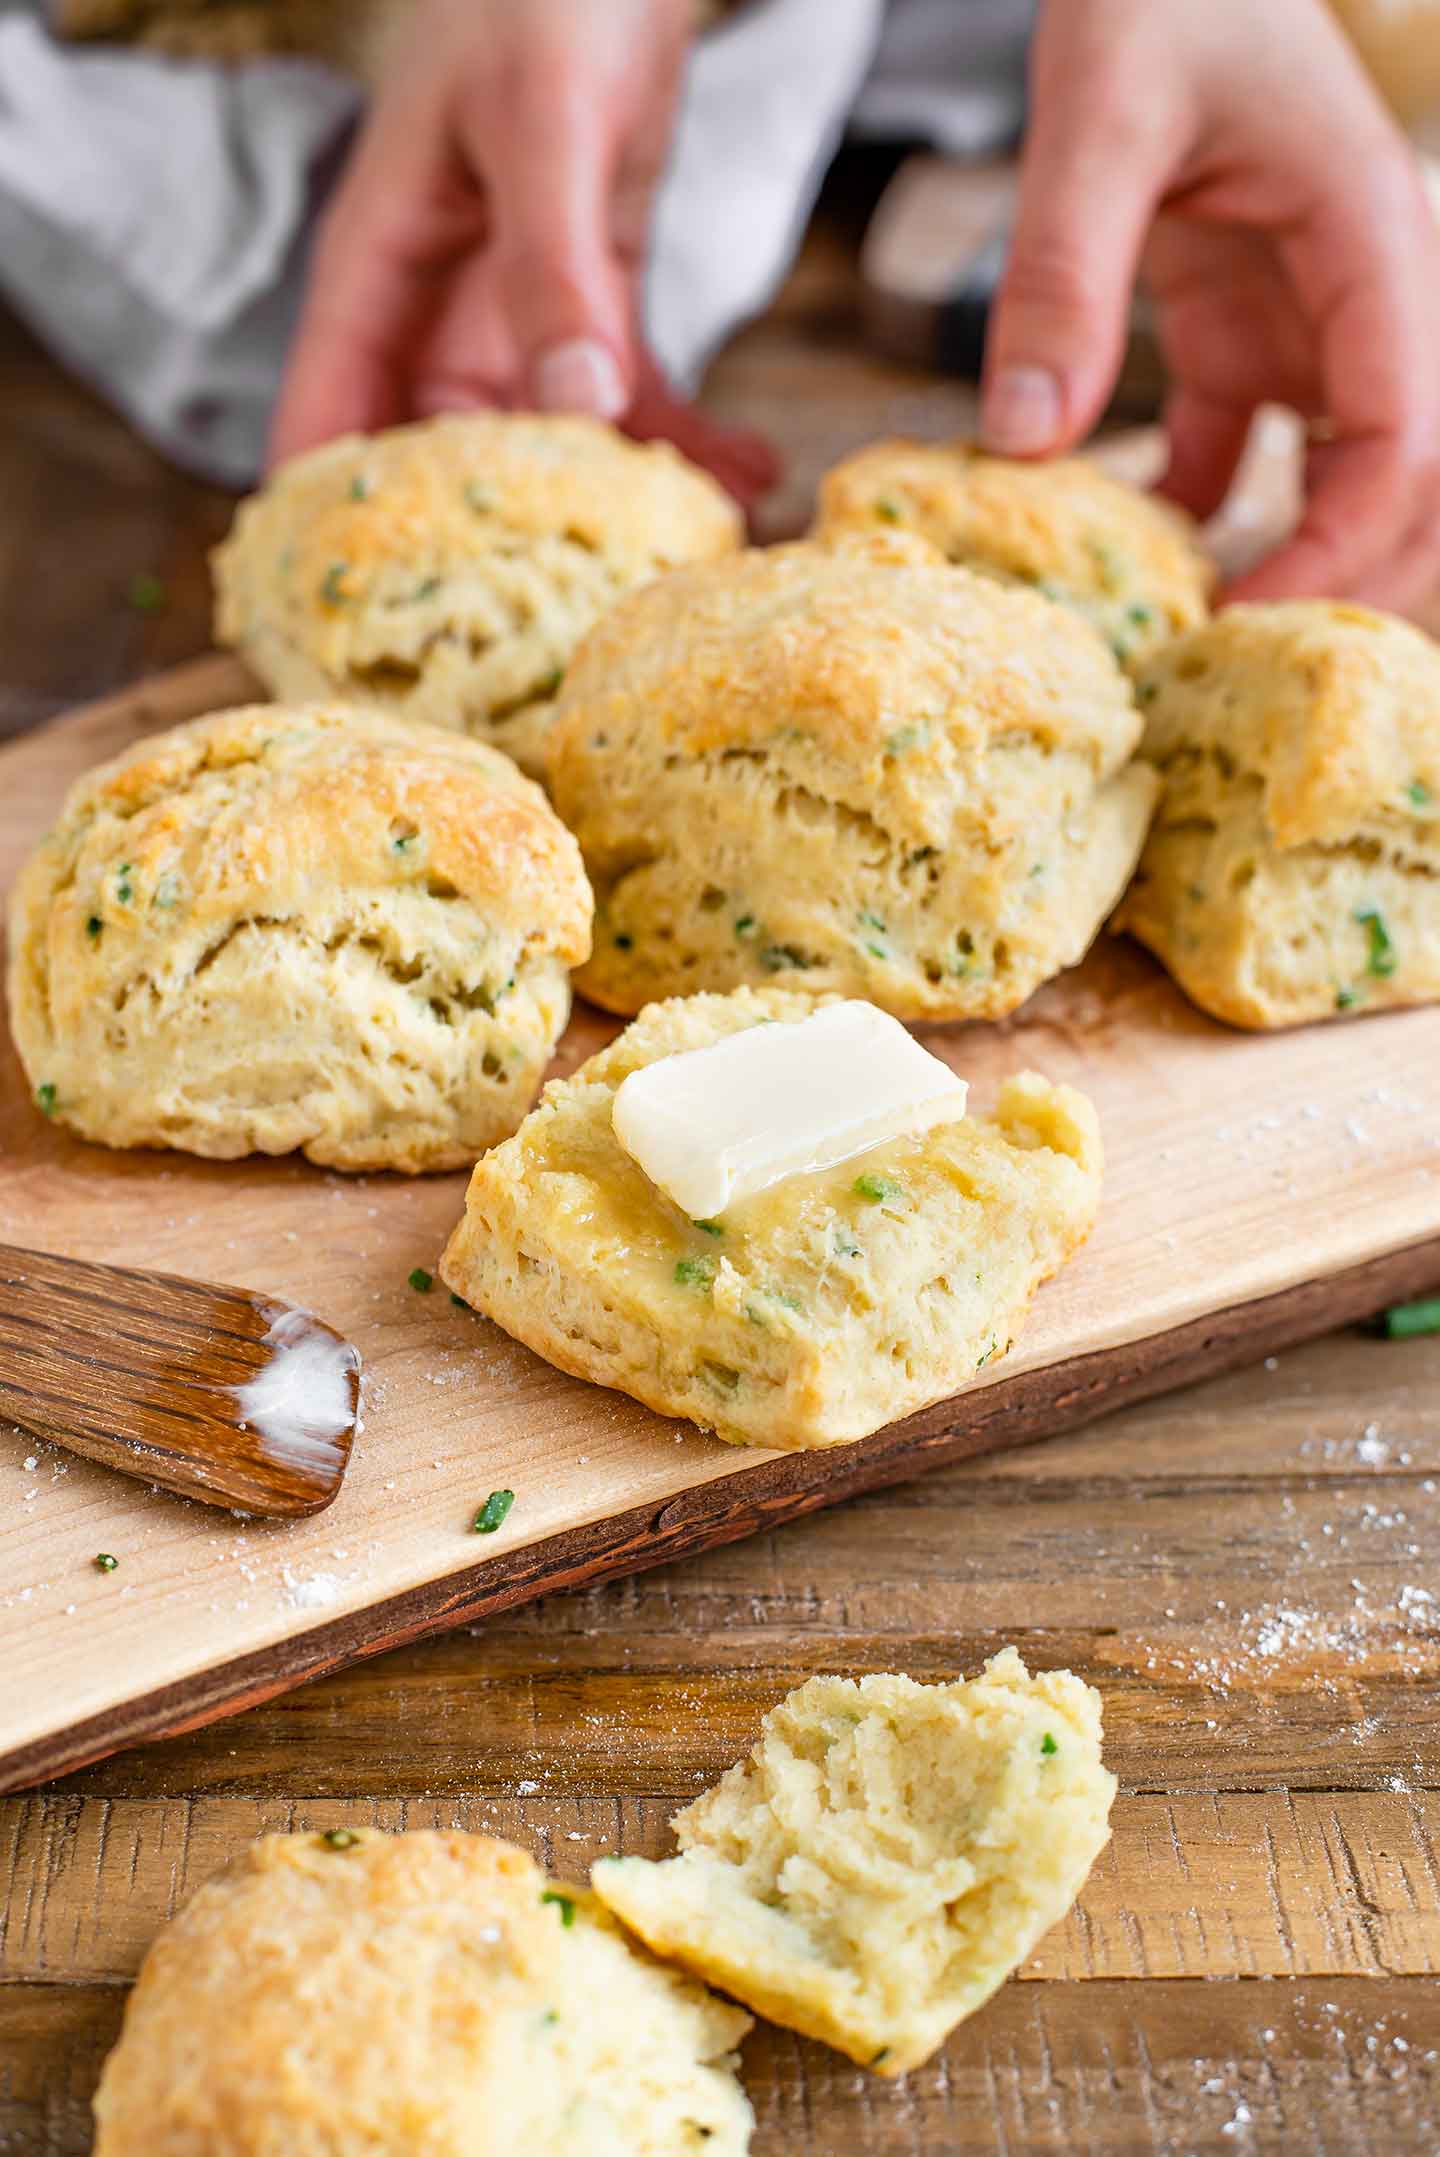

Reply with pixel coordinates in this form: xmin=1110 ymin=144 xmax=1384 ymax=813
xmin=2 ymin=213 xmax=1438 ymax=2153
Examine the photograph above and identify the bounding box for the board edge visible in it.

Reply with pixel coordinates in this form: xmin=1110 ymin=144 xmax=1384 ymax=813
xmin=4 ymin=1235 xmax=1439 ymax=1796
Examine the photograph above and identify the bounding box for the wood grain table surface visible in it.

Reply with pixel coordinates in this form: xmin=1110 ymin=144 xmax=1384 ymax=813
xmin=2 ymin=196 xmax=1438 ymax=2154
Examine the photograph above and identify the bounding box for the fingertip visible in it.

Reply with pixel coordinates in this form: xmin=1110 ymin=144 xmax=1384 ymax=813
xmin=979 ymin=365 xmax=1067 ymax=459
xmin=530 ymin=337 xmax=629 ymax=420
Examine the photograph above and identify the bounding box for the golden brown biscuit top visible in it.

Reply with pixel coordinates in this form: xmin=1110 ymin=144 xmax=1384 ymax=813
xmin=217 ymin=411 xmax=740 ymax=637
xmin=1133 ymin=602 xmax=1440 ymax=847
xmin=548 ymin=533 xmax=1142 ymax=790
xmin=31 ymin=702 xmax=592 ymax=965
xmin=816 ymin=438 xmax=1212 ymax=652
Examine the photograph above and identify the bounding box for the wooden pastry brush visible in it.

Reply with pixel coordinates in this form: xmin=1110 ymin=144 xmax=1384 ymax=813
xmin=0 ymin=1245 xmax=360 ymax=1517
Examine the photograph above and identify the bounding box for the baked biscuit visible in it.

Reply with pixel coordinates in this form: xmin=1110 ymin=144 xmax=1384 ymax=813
xmin=593 ymin=1650 xmax=1116 ymax=2076
xmin=548 ymin=533 xmax=1158 ymax=1021
xmin=213 ymin=412 xmax=742 ymax=777
xmin=814 ymin=439 xmax=1211 ymax=668
xmin=92 ymin=1828 xmax=753 ymax=2154
xmin=1114 ymin=602 xmax=1440 ymax=1029
xmin=439 ymin=987 xmax=1102 ymax=1449
xmin=7 ymin=702 xmax=591 ymax=1171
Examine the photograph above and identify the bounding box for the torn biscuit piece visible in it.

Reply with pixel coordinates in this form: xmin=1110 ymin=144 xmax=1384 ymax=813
xmin=439 ymin=987 xmax=1102 ymax=1449
xmin=592 ymin=1650 xmax=1116 ymax=2076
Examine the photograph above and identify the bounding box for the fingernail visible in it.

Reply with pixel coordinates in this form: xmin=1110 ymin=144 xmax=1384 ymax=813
xmin=982 ymin=365 xmax=1063 ymax=456
xmin=532 ymin=338 xmax=627 ymax=421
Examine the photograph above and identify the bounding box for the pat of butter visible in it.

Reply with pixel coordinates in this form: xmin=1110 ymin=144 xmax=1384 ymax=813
xmin=611 ymin=1001 xmax=968 ymax=1219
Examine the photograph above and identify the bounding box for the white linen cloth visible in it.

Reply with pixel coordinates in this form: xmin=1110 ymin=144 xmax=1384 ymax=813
xmin=0 ymin=0 xmax=1030 ymax=482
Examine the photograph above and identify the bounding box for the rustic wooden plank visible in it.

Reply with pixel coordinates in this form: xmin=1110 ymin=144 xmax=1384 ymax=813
xmin=7 ymin=328 xmax=1440 ymax=1801
xmin=3 ymin=1790 xmax=1437 ymax=1987
xmin=28 ymin=1330 xmax=1436 ymax=1805
xmin=0 ymin=308 xmax=232 ymax=740
xmin=2 ymin=1976 xmax=1434 ymax=2157
xmin=3 ymin=1195 xmax=1437 ymax=1796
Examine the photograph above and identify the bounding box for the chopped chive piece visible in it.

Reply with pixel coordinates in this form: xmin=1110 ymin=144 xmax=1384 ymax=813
xmin=348 ymin=474 xmax=371 ymax=501
xmin=321 ymin=561 xmax=350 ymax=605
xmin=693 ymin=1220 xmax=724 ymax=1237
xmin=760 ymin=943 xmax=812 ymax=973
xmin=873 ymin=497 xmax=902 ymax=523
xmin=613 ymin=932 xmax=633 ymax=950
xmin=1040 ymin=1731 xmax=1059 ymax=1756
xmin=853 ymin=1172 xmax=903 ymax=1204
xmin=541 ymin=2008 xmax=560 ymax=2028
xmin=35 ymin=1083 xmax=57 ymax=1117
xmin=450 ymin=1291 xmax=470 ymax=1309
xmin=858 ymin=909 xmax=891 ymax=961
xmin=94 ymin=1552 xmax=118 ymax=1573
xmin=870 ymin=2047 xmax=891 ymax=2067
xmin=85 ymin=916 xmax=102 ymax=940
xmin=1355 ymin=905 xmax=1397 ymax=978
xmin=411 ymin=575 xmax=443 ymax=602
xmin=473 ymin=1488 xmax=515 ymax=1534
xmin=391 ymin=830 xmax=418 ymax=853
xmin=320 ymin=1827 xmax=360 ymax=1849
xmin=734 ymin=915 xmax=756 ymax=937
xmin=127 ymin=572 xmax=166 ymax=615
xmin=1125 ymin=602 xmax=1154 ymax=627
xmin=115 ymin=865 xmax=134 ymax=905
xmin=1407 ymin=779 xmax=1430 ymax=808
xmin=1335 ymin=986 xmax=1360 ymax=1011
xmin=976 ymin=1336 xmax=1000 ymax=1367
xmin=674 ymin=1254 xmax=716 ymax=1290
xmin=408 ymin=1266 xmax=433 ymax=1293
xmin=541 ymin=1889 xmax=576 ymax=1927
xmin=1381 ymin=1296 xmax=1440 ymax=1339
xmin=884 ymin=722 xmax=929 ymax=755
xmin=534 ymin=669 xmax=564 ymax=698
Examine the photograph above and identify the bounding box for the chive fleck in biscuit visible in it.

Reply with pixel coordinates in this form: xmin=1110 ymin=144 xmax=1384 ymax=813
xmin=213 ymin=412 xmax=742 ymax=777
xmin=814 ymin=439 xmax=1211 ymax=668
xmin=93 ymin=1830 xmax=753 ymax=2155
xmin=1114 ymin=602 xmax=1440 ymax=1029
xmin=6 ymin=703 xmax=591 ymax=1171
xmin=593 ymin=1650 xmax=1115 ymax=2076
xmin=547 ymin=532 xmax=1159 ymax=1021
xmin=439 ymin=987 xmax=1103 ymax=1450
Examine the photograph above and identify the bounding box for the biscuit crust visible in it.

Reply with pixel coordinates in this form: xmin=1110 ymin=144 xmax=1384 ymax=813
xmin=439 ymin=988 xmax=1103 ymax=1449
xmin=814 ymin=439 xmax=1211 ymax=669
xmin=7 ymin=702 xmax=592 ymax=1170
xmin=548 ymin=534 xmax=1158 ymax=1021
xmin=1114 ymin=603 xmax=1440 ymax=1028
xmin=214 ymin=413 xmax=742 ymax=776
xmin=593 ymin=1650 xmax=1116 ymax=2075
xmin=92 ymin=1829 xmax=753 ymax=2154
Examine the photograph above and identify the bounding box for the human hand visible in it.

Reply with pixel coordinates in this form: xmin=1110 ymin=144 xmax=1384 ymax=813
xmin=981 ymin=0 xmax=1440 ymax=607
xmin=270 ymin=0 xmax=776 ymax=505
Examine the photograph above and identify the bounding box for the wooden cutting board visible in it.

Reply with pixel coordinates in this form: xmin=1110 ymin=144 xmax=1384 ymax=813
xmin=3 ymin=655 xmax=1439 ymax=1795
